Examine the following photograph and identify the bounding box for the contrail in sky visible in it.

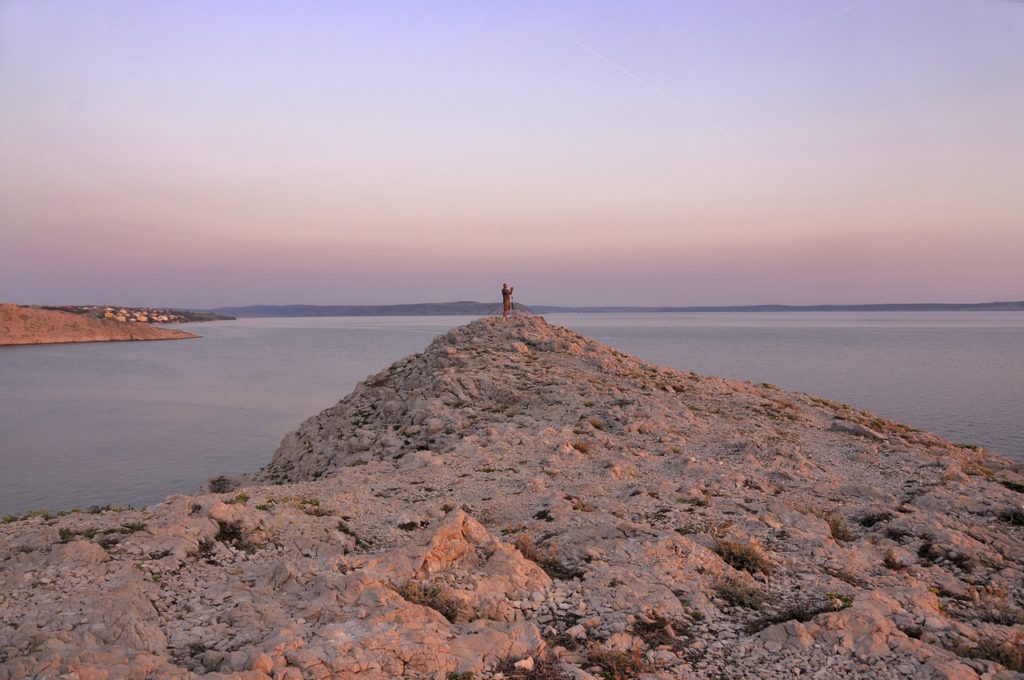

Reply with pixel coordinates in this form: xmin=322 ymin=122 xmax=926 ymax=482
xmin=570 ymin=38 xmax=750 ymax=148
xmin=797 ymin=0 xmax=874 ymax=29
xmin=571 ymin=38 xmax=694 ymax=114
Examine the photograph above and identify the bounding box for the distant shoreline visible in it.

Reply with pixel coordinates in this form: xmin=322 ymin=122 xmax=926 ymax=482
xmin=0 ymin=304 xmax=198 ymax=346
xmin=209 ymin=300 xmax=1024 ymax=318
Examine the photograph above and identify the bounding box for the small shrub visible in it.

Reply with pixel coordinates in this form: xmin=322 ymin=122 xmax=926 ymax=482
xmin=224 ymin=493 xmax=249 ymax=505
xmin=571 ymin=441 xmax=591 ymax=454
xmin=916 ymin=542 xmax=974 ymax=572
xmin=714 ymin=576 xmax=767 ymax=609
xmin=859 ymin=512 xmax=894 ymax=528
xmin=6 ymin=508 xmax=54 ymax=523
xmin=214 ymin=521 xmax=261 ymax=553
xmin=398 ymin=521 xmax=420 ymax=531
xmin=492 ymin=654 xmax=571 ymax=679
xmin=568 ymin=497 xmax=595 ymax=512
xmin=1000 ymin=508 xmax=1024 ymax=526
xmin=197 ymin=539 xmax=216 ymax=558
xmin=886 ymin=526 xmax=911 ymax=542
xmin=97 ymin=534 xmax=121 ymax=549
xmin=745 ymin=599 xmax=842 ymax=633
xmin=586 ymin=646 xmax=650 ymax=679
xmin=883 ymin=549 xmax=906 ymax=571
xmin=827 ymin=592 xmax=854 ymax=609
xmin=953 ymin=638 xmax=1024 ymax=672
xmin=58 ymin=527 xmax=75 ymax=543
xmin=514 ymin=535 xmax=583 ymax=580
xmin=823 ymin=565 xmax=862 ymax=586
xmin=208 ymin=476 xmax=237 ymax=493
xmin=949 ymin=552 xmax=975 ymax=573
xmin=681 ymin=494 xmax=708 ymax=507
xmin=396 ymin=581 xmax=465 ymax=623
xmin=676 ymin=518 xmax=733 ymax=538
xmin=917 ymin=541 xmax=942 ymax=563
xmin=977 ymin=605 xmax=1024 ymax=626
xmin=828 ymin=514 xmax=855 ymax=542
xmin=713 ymin=540 xmax=773 ymax=575
xmin=1000 ymin=480 xmax=1024 ymax=493
xmin=634 ymin=615 xmax=689 ymax=649
xmin=121 ymin=521 xmax=147 ymax=533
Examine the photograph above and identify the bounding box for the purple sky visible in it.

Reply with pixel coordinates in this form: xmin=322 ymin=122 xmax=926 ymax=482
xmin=2 ymin=1 xmax=1022 ymax=307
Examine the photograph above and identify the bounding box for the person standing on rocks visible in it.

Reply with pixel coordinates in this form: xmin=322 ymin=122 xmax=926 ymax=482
xmin=501 ymin=283 xmax=514 ymax=319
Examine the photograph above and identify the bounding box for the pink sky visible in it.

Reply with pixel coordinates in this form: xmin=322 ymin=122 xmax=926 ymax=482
xmin=1 ymin=1 xmax=1022 ymax=307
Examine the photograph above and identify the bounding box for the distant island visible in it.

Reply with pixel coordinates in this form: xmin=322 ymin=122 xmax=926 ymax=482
xmin=0 ymin=304 xmax=198 ymax=346
xmin=210 ymin=300 xmax=1024 ymax=317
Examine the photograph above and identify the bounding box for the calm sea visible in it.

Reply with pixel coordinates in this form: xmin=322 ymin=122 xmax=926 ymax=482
xmin=1 ymin=313 xmax=1021 ymax=515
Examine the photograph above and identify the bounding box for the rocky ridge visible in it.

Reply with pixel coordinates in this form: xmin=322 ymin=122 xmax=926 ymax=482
xmin=0 ymin=304 xmax=197 ymax=346
xmin=1 ymin=316 xmax=1022 ymax=679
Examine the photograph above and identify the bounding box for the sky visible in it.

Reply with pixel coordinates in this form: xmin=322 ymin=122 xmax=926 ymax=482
xmin=1 ymin=1 xmax=1022 ymax=308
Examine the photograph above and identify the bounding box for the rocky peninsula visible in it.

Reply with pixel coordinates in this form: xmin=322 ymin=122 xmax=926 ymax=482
xmin=0 ymin=304 xmax=197 ymax=346
xmin=1 ymin=317 xmax=1022 ymax=679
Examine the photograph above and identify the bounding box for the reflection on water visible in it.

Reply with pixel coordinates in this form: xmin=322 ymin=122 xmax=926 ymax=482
xmin=1 ymin=312 xmax=1021 ymax=515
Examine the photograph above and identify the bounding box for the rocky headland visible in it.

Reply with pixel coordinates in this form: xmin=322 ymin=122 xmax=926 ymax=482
xmin=0 ymin=304 xmax=197 ymax=346
xmin=1 ymin=316 xmax=1022 ymax=679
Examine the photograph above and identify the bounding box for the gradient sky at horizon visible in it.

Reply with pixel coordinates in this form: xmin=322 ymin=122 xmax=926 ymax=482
xmin=2 ymin=0 xmax=1022 ymax=307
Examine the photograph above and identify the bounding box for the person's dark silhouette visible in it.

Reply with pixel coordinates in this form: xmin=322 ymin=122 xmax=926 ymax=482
xmin=501 ymin=283 xmax=514 ymax=319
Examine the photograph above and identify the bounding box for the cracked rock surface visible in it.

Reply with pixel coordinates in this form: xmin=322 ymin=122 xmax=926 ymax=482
xmin=2 ymin=316 xmax=1023 ymax=679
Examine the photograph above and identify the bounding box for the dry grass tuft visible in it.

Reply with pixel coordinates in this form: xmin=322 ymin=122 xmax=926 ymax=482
xmin=585 ymin=645 xmax=650 ymax=679
xmin=514 ymin=535 xmax=583 ymax=580
xmin=713 ymin=539 xmax=773 ymax=575
xmin=827 ymin=514 xmax=855 ymax=542
xmin=394 ymin=581 xmax=465 ymax=623
xmin=491 ymin=654 xmax=572 ymax=679
xmin=953 ymin=638 xmax=1024 ymax=672
xmin=883 ymin=549 xmax=907 ymax=571
xmin=714 ymin=575 xmax=767 ymax=609
xmin=571 ymin=440 xmax=591 ymax=454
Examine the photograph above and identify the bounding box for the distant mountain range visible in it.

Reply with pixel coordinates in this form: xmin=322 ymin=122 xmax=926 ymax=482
xmin=210 ymin=300 xmax=1024 ymax=317
xmin=532 ymin=301 xmax=1024 ymax=313
xmin=210 ymin=302 xmax=525 ymax=317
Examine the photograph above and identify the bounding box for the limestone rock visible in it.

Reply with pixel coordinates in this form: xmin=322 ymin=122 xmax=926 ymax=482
xmin=3 ymin=317 xmax=1023 ymax=679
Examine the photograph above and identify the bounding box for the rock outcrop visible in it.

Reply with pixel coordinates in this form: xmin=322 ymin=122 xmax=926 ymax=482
xmin=0 ymin=304 xmax=196 ymax=345
xmin=2 ymin=316 xmax=1022 ymax=679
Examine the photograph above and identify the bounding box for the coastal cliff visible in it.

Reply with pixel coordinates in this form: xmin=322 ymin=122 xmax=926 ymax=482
xmin=0 ymin=304 xmax=197 ymax=346
xmin=1 ymin=317 xmax=1022 ymax=678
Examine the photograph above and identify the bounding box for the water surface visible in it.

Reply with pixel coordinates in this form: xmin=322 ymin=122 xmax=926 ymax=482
xmin=1 ymin=312 xmax=1021 ymax=515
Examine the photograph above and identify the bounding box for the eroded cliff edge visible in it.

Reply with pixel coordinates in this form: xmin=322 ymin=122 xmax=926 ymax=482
xmin=1 ymin=316 xmax=1022 ymax=679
